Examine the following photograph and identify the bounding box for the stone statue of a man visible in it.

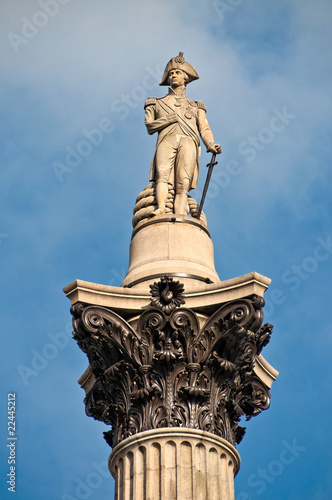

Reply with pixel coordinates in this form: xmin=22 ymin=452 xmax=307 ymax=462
xmin=144 ymin=52 xmax=221 ymax=217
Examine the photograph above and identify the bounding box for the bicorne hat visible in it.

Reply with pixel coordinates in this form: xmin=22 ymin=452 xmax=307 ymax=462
xmin=159 ymin=52 xmax=199 ymax=86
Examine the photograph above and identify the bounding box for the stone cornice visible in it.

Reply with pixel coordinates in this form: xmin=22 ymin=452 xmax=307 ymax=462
xmin=63 ymin=271 xmax=271 ymax=317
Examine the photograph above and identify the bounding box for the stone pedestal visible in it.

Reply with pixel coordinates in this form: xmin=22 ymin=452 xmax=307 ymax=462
xmin=109 ymin=428 xmax=240 ymax=500
xmin=122 ymin=214 xmax=220 ymax=290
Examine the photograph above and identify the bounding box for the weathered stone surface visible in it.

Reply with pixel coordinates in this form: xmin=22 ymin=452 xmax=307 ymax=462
xmin=132 ymin=183 xmax=207 ymax=228
xmin=63 ymin=271 xmax=272 ymax=312
xmin=109 ymin=428 xmax=240 ymax=500
xmin=64 ymin=50 xmax=279 ymax=500
xmin=122 ymin=215 xmax=220 ymax=290
xmin=70 ymin=276 xmax=275 ymax=450
xmin=145 ymin=52 xmax=221 ymax=217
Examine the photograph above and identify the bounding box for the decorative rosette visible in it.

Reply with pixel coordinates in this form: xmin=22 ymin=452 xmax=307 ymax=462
xmin=149 ymin=276 xmax=185 ymax=314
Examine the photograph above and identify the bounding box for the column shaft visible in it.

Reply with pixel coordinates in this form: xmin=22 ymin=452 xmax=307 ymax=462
xmin=109 ymin=428 xmax=240 ymax=500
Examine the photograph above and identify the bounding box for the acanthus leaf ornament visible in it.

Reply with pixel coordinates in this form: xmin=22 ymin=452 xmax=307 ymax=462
xmin=71 ymin=279 xmax=274 ymax=448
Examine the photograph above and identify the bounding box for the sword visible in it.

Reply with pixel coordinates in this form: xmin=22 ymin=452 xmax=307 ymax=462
xmin=197 ymin=152 xmax=218 ymax=220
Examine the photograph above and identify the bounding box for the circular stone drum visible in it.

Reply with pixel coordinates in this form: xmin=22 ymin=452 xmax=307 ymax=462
xmin=122 ymin=214 xmax=221 ymax=291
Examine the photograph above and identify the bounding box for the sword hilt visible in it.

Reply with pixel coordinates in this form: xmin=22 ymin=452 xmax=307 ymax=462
xmin=207 ymin=153 xmax=218 ymax=169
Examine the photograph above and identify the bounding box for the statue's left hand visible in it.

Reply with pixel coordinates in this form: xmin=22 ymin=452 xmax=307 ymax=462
xmin=207 ymin=143 xmax=222 ymax=154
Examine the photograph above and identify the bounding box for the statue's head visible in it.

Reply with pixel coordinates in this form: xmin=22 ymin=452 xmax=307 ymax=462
xmin=160 ymin=52 xmax=199 ymax=87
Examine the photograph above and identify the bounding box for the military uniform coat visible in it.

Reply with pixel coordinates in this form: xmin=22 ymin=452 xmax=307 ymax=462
xmin=144 ymin=88 xmax=215 ymax=190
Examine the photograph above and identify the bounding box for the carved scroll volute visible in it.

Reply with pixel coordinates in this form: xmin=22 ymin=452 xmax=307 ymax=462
xmin=135 ymin=308 xmax=166 ymax=366
xmin=250 ymin=378 xmax=271 ymax=415
xmin=201 ymin=295 xmax=265 ymax=334
xmin=169 ymin=308 xmax=200 ymax=361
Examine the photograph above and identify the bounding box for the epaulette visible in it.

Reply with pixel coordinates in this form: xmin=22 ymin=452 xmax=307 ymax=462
xmin=196 ymin=100 xmax=206 ymax=112
xmin=187 ymin=98 xmax=197 ymax=107
xmin=144 ymin=97 xmax=157 ymax=109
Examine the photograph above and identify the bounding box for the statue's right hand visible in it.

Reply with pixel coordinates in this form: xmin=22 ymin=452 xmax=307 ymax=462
xmin=207 ymin=143 xmax=222 ymax=155
xmin=167 ymin=112 xmax=178 ymax=123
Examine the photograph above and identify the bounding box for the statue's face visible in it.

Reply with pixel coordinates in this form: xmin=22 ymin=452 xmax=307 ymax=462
xmin=168 ymin=69 xmax=186 ymax=87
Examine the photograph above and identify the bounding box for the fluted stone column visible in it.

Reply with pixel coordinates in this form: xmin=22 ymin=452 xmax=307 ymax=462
xmin=109 ymin=428 xmax=240 ymax=500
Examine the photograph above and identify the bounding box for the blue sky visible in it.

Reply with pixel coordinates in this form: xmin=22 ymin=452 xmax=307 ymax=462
xmin=1 ymin=0 xmax=332 ymax=498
